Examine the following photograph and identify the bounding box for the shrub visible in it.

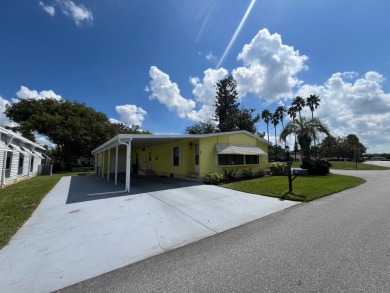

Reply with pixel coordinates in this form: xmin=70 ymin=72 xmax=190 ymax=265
xmin=301 ymin=159 xmax=331 ymax=175
xmin=257 ymin=169 xmax=266 ymax=177
xmin=242 ymin=168 xmax=255 ymax=178
xmin=223 ymin=169 xmax=237 ymax=180
xmin=204 ymin=173 xmax=223 ymax=184
xmin=269 ymin=162 xmax=288 ymax=175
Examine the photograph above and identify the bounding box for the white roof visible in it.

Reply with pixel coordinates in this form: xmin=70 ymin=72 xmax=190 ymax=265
xmin=215 ymin=144 xmax=266 ymax=155
xmin=92 ymin=130 xmax=271 ymax=154
xmin=0 ymin=141 xmax=12 ymax=151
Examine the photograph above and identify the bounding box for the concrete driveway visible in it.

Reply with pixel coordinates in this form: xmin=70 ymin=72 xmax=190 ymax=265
xmin=0 ymin=175 xmax=298 ymax=293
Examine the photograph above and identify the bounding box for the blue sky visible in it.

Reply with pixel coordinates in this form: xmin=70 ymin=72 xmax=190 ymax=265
xmin=1 ymin=0 xmax=390 ymax=153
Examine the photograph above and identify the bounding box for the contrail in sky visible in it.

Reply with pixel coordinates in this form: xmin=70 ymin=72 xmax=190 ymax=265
xmin=217 ymin=0 xmax=256 ymax=68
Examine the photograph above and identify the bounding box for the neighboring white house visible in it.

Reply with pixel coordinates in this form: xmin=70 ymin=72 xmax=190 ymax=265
xmin=0 ymin=127 xmax=47 ymax=187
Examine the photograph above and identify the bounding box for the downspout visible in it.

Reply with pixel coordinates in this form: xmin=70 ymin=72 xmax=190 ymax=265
xmin=87 ymin=137 xmax=131 ymax=196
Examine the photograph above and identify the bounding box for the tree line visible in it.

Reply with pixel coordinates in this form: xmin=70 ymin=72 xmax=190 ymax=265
xmin=4 ymin=99 xmax=150 ymax=170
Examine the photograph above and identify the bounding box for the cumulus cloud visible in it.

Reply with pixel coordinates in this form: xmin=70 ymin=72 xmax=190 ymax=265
xmin=56 ymin=0 xmax=93 ymax=27
xmin=233 ymin=28 xmax=308 ymax=101
xmin=147 ymin=66 xmax=197 ymax=120
xmin=15 ymin=86 xmax=63 ymax=101
xmin=296 ymin=71 xmax=390 ymax=153
xmin=39 ymin=1 xmax=55 ymax=16
xmin=190 ymin=68 xmax=228 ymax=121
xmin=112 ymin=104 xmax=147 ymax=126
xmin=0 ymin=96 xmax=15 ymax=127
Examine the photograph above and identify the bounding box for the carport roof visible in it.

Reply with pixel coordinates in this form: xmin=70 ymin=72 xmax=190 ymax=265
xmin=91 ymin=130 xmax=271 ymax=155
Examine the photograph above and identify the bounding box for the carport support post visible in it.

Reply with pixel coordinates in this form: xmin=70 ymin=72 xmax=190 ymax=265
xmin=115 ymin=145 xmax=118 ymax=186
xmin=125 ymin=140 xmax=132 ymax=193
xmin=101 ymin=152 xmax=104 ymax=179
xmin=107 ymin=148 xmax=110 ymax=182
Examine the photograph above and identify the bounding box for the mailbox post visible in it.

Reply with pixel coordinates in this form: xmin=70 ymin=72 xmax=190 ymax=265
xmin=286 ymin=146 xmax=293 ymax=192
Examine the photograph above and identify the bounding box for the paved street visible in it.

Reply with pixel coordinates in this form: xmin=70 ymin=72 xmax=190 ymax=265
xmin=58 ymin=165 xmax=390 ymax=292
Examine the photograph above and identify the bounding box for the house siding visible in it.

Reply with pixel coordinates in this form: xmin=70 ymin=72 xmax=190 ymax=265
xmin=93 ymin=131 xmax=270 ymax=182
xmin=132 ymin=139 xmax=195 ymax=177
xmin=199 ymin=133 xmax=269 ymax=178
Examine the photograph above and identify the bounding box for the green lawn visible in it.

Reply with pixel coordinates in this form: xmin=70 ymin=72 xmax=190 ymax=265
xmin=222 ymin=174 xmax=365 ymax=202
xmin=328 ymin=161 xmax=389 ymax=170
xmin=290 ymin=160 xmax=389 ymax=170
xmin=0 ymin=170 xmax=93 ymax=249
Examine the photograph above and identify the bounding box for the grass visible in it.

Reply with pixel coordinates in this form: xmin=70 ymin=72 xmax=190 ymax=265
xmin=327 ymin=161 xmax=389 ymax=170
xmin=290 ymin=160 xmax=389 ymax=170
xmin=0 ymin=170 xmax=93 ymax=249
xmin=222 ymin=174 xmax=365 ymax=202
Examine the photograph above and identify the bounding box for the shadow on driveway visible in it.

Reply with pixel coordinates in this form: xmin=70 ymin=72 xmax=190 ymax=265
xmin=66 ymin=175 xmax=203 ymax=204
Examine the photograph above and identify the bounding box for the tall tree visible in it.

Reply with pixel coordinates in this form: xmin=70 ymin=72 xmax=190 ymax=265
xmin=287 ymin=105 xmax=298 ymax=159
xmin=185 ymin=121 xmax=217 ymax=134
xmin=236 ymin=108 xmax=261 ymax=134
xmin=306 ymin=94 xmax=321 ymax=157
xmin=271 ymin=112 xmax=279 ymax=159
xmin=280 ymin=117 xmax=330 ymax=159
xmin=213 ymin=76 xmax=240 ymax=132
xmin=275 ymin=105 xmax=287 ymax=129
xmin=5 ymin=98 xmax=123 ymax=170
xmin=291 ymin=96 xmax=306 ymax=119
xmin=261 ymin=109 xmax=272 ymax=142
xmin=213 ymin=75 xmax=260 ymax=133
xmin=306 ymin=94 xmax=321 ymax=119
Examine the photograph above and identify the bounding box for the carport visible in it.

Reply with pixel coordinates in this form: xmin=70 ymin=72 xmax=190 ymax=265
xmin=91 ymin=134 xmax=201 ymax=195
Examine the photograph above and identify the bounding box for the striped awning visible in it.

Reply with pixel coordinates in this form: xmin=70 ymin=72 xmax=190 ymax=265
xmin=215 ymin=144 xmax=266 ymax=155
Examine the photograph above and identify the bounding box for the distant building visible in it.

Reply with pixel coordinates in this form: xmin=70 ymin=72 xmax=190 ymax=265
xmin=0 ymin=127 xmax=47 ymax=187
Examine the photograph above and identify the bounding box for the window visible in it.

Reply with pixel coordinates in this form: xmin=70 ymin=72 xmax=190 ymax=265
xmin=30 ymin=157 xmax=34 ymax=172
xmin=6 ymin=153 xmax=12 ymax=170
xmin=18 ymin=153 xmax=24 ymax=175
xmin=5 ymin=152 xmax=12 ymax=178
xmin=245 ymin=155 xmax=259 ymax=165
xmin=19 ymin=153 xmax=24 ymax=168
xmin=218 ymin=154 xmax=260 ymax=165
xmin=173 ymin=147 xmax=180 ymax=166
xmin=218 ymin=154 xmax=244 ymax=165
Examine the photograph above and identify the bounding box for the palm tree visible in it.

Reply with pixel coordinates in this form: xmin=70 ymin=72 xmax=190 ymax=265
xmin=291 ymin=96 xmax=306 ymax=119
xmin=287 ymin=105 xmax=297 ymax=122
xmin=271 ymin=112 xmax=279 ymax=159
xmin=280 ymin=117 xmax=330 ymax=159
xmin=261 ymin=109 xmax=272 ymax=142
xmin=306 ymin=94 xmax=321 ymax=157
xmin=287 ymin=105 xmax=298 ymax=160
xmin=275 ymin=105 xmax=287 ymax=129
xmin=306 ymin=94 xmax=321 ymax=119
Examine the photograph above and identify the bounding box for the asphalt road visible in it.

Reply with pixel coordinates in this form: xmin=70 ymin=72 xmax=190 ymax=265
xmin=57 ymin=168 xmax=390 ymax=293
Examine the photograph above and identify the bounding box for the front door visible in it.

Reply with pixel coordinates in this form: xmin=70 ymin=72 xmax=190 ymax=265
xmin=194 ymin=143 xmax=199 ymax=174
xmin=148 ymin=151 xmax=152 ymax=170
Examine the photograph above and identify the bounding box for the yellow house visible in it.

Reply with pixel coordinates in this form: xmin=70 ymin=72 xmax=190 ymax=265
xmin=91 ymin=131 xmax=271 ymax=192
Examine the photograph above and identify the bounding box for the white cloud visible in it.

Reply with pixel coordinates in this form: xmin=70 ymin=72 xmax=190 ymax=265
xmin=56 ymin=0 xmax=93 ymax=27
xmin=296 ymin=71 xmax=390 ymax=153
xmin=233 ymin=28 xmax=308 ymax=101
xmin=15 ymin=86 xmax=63 ymax=101
xmin=113 ymin=104 xmax=147 ymax=126
xmin=190 ymin=68 xmax=228 ymax=121
xmin=35 ymin=134 xmax=54 ymax=149
xmin=205 ymin=52 xmax=216 ymax=61
xmin=0 ymin=96 xmax=15 ymax=127
xmin=39 ymin=1 xmax=55 ymax=16
xmin=147 ymin=66 xmax=197 ymax=120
